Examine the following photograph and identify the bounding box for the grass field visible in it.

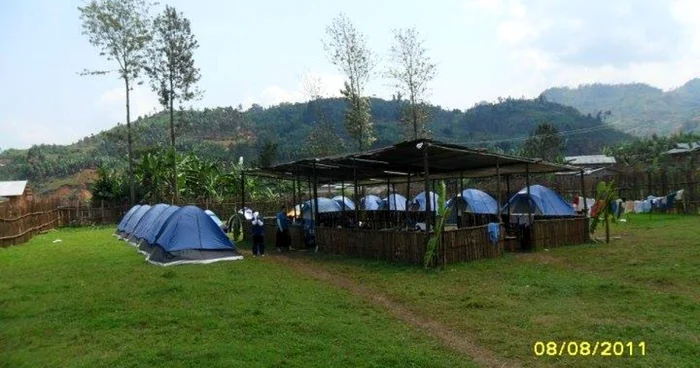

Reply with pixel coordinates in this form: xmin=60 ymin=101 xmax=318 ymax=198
xmin=2 ymin=214 xmax=699 ymax=367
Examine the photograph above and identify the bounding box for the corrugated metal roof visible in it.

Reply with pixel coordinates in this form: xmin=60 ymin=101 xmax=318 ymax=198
xmin=0 ymin=180 xmax=28 ymax=197
xmin=666 ymin=141 xmax=700 ymax=155
xmin=564 ymin=155 xmax=616 ymax=165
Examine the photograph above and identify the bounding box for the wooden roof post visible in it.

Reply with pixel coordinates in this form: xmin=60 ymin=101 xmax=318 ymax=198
xmin=292 ymin=169 xmax=298 ymax=220
xmin=525 ymin=163 xmax=532 ymax=224
xmin=313 ymin=161 xmax=319 ymax=228
xmin=353 ymin=158 xmax=359 ymax=225
xmin=422 ymin=142 xmax=431 ymax=233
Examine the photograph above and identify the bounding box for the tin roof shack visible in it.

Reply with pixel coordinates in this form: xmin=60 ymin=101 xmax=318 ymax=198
xmin=0 ymin=181 xmax=32 ymax=210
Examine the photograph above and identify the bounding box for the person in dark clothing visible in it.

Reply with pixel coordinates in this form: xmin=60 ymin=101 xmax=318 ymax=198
xmin=276 ymin=205 xmax=292 ymax=252
xmin=251 ymin=213 xmax=265 ymax=257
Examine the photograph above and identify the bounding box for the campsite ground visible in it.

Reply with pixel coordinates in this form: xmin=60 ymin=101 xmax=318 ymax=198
xmin=1 ymin=214 xmax=698 ymax=367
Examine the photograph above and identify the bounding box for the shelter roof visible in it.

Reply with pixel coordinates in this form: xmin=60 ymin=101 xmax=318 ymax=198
xmin=250 ymin=139 xmax=579 ymax=183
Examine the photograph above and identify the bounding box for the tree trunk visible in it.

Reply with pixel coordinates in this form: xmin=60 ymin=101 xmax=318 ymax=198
xmin=605 ymin=211 xmax=610 ymax=244
xmin=169 ymin=77 xmax=178 ymax=204
xmin=125 ymin=77 xmax=135 ymax=206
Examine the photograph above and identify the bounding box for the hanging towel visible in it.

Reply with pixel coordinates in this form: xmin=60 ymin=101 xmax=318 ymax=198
xmin=487 ymin=223 xmax=500 ymax=245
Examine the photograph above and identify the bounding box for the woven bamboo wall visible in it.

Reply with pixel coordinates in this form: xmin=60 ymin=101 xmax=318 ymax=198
xmin=442 ymin=224 xmax=505 ymax=264
xmin=0 ymin=200 xmax=62 ymax=247
xmin=317 ymin=227 xmax=428 ymax=265
xmin=532 ymin=217 xmax=589 ymax=251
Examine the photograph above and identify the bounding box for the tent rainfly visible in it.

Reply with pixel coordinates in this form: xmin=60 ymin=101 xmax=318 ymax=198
xmin=502 ymin=185 xmax=576 ymax=216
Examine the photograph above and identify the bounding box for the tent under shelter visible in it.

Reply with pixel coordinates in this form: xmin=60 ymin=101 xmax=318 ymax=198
xmin=246 ymin=139 xmax=590 ymax=265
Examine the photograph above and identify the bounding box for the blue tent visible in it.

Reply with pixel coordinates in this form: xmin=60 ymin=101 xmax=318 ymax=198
xmin=127 ymin=204 xmax=170 ymax=244
xmin=446 ymin=189 xmax=499 ymax=224
xmin=449 ymin=189 xmax=499 ymax=215
xmin=149 ymin=206 xmax=242 ymax=266
xmin=332 ymin=196 xmax=356 ymax=210
xmin=121 ymin=205 xmax=151 ymax=238
xmin=413 ymin=191 xmax=439 ymax=212
xmin=501 ymin=185 xmax=576 ymax=216
xmin=115 ymin=205 xmax=141 ymax=235
xmin=361 ymin=195 xmax=383 ymax=210
xmin=137 ymin=205 xmax=180 ymax=254
xmin=204 ymin=209 xmax=224 ymax=227
xmin=383 ymin=193 xmax=408 ymax=211
xmin=301 ymin=198 xmax=343 ymax=219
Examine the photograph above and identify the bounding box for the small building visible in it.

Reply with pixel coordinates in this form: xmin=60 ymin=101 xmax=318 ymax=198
xmin=0 ymin=180 xmax=32 ymax=208
xmin=564 ymin=155 xmax=617 ymax=168
xmin=665 ymin=142 xmax=700 ymax=164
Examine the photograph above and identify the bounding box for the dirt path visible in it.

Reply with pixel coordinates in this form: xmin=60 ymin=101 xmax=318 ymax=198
xmin=264 ymin=252 xmax=519 ymax=368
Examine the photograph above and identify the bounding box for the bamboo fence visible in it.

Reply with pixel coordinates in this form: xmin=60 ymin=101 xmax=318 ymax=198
xmin=532 ymin=217 xmax=589 ymax=251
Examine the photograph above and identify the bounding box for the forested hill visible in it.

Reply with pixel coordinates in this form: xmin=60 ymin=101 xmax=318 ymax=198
xmin=0 ymin=96 xmax=631 ymax=190
xmin=542 ymin=79 xmax=700 ymax=136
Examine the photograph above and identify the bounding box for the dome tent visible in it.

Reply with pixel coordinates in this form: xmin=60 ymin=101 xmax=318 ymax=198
xmin=448 ymin=189 xmax=499 ymax=215
xmin=501 ymin=185 xmax=576 ymax=216
xmin=332 ymin=196 xmax=356 ymax=210
xmin=136 ymin=205 xmax=180 ymax=256
xmin=301 ymin=197 xmax=343 ymax=219
xmin=204 ymin=209 xmax=224 ymax=228
xmin=383 ymin=193 xmax=408 ymax=211
xmin=126 ymin=204 xmax=171 ymax=244
xmin=121 ymin=205 xmax=151 ymax=239
xmin=446 ymin=189 xmax=499 ymax=224
xmin=148 ymin=206 xmax=243 ymax=266
xmin=115 ymin=205 xmax=141 ymax=237
xmin=413 ymin=191 xmax=439 ymax=212
xmin=360 ymin=195 xmax=383 ymax=210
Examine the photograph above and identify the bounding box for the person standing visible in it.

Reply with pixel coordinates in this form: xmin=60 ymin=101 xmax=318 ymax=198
xmin=251 ymin=213 xmax=265 ymax=257
xmin=276 ymin=205 xmax=292 ymax=252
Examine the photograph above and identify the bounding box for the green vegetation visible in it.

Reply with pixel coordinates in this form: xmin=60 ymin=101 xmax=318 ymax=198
xmin=0 ymin=227 xmax=469 ymax=367
xmin=542 ymin=79 xmax=700 ymax=136
xmin=0 ymin=97 xmax=632 ymax=190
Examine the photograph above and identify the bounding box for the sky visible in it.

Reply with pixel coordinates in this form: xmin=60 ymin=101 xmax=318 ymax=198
xmin=2 ymin=0 xmax=700 ymax=149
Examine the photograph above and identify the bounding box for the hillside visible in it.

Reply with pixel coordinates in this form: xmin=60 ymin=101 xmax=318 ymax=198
xmin=0 ymin=97 xmax=631 ymax=191
xmin=542 ymin=79 xmax=700 ymax=136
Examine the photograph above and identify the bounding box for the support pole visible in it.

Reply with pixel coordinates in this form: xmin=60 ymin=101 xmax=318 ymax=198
xmin=353 ymin=158 xmax=359 ymax=226
xmin=422 ymin=145 xmax=431 ymax=233
xmin=506 ymin=174 xmax=511 ymax=207
xmin=386 ymin=177 xmax=391 ymax=209
xmin=525 ymin=164 xmax=532 ymax=224
xmin=496 ymin=158 xmax=502 ymax=208
xmin=307 ymin=173 xmax=313 ymax=222
xmin=292 ymin=173 xmax=297 ymax=220
xmin=459 ymin=172 xmax=464 ymax=196
xmin=313 ymin=162 xmax=319 ymax=227
xmin=240 ymin=171 xmax=246 ymax=211
xmin=341 ymin=180 xmax=345 ymax=223
xmin=580 ymin=169 xmax=589 ymax=241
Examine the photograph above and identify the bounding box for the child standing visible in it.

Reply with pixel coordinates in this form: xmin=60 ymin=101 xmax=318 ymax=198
xmin=252 ymin=213 xmax=265 ymax=257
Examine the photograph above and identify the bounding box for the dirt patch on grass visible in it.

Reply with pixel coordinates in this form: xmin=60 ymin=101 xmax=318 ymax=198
xmin=266 ymin=251 xmax=519 ymax=368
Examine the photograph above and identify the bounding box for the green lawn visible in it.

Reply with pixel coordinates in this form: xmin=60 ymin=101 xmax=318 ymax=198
xmin=292 ymin=214 xmax=700 ymax=367
xmin=2 ymin=214 xmax=698 ymax=367
xmin=0 ymin=227 xmax=469 ymax=368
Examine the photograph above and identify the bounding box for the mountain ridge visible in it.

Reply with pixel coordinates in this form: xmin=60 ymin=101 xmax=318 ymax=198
xmin=542 ymin=78 xmax=700 ymax=136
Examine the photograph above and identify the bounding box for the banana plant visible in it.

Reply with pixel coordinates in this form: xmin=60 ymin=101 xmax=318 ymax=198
xmin=424 ymin=181 xmax=451 ymax=269
xmin=590 ymin=180 xmax=617 ymax=243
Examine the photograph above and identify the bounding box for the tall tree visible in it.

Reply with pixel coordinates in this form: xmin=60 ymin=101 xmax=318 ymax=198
xmin=386 ymin=27 xmax=436 ymax=140
xmin=145 ymin=5 xmax=202 ymax=203
xmin=301 ymin=71 xmax=346 ymax=157
xmin=323 ymin=13 xmax=376 ymax=150
xmin=521 ymin=123 xmax=565 ymax=162
xmin=78 ymin=0 xmax=154 ymax=206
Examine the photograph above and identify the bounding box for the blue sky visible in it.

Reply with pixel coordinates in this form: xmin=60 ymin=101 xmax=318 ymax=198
xmin=2 ymin=0 xmax=700 ymax=149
